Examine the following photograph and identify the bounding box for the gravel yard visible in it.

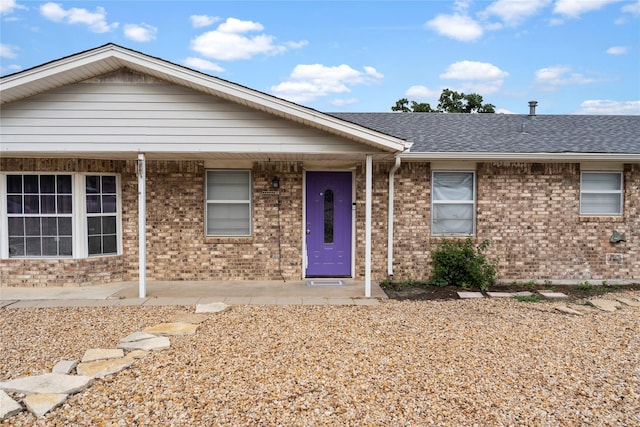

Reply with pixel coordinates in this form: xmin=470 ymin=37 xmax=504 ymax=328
xmin=2 ymin=294 xmax=639 ymax=426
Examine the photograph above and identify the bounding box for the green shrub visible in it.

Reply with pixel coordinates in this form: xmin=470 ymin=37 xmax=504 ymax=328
xmin=429 ymin=238 xmax=497 ymax=292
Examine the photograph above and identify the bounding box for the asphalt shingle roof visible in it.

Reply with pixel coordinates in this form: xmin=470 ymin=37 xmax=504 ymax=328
xmin=329 ymin=113 xmax=640 ymax=154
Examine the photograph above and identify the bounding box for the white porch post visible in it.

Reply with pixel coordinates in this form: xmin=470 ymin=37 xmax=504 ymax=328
xmin=137 ymin=153 xmax=146 ymax=298
xmin=365 ymin=155 xmax=373 ymax=297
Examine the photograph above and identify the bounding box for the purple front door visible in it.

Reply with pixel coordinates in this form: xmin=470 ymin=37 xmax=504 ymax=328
xmin=305 ymin=171 xmax=352 ymax=277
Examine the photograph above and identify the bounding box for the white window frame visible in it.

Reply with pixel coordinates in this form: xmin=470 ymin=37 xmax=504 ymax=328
xmin=84 ymin=174 xmax=122 ymax=257
xmin=1 ymin=172 xmax=122 ymax=259
xmin=580 ymin=171 xmax=623 ymax=216
xmin=431 ymin=171 xmax=476 ymax=236
xmin=205 ymin=169 xmax=252 ymax=237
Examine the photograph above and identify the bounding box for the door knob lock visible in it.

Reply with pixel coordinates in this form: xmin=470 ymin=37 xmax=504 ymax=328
xmin=306 ymin=229 xmax=311 ymax=234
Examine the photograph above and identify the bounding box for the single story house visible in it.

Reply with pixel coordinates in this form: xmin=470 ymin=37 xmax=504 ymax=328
xmin=1 ymin=44 xmax=639 ymax=296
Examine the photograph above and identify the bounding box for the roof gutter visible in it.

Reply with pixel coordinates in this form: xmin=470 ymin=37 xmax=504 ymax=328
xmin=387 ymin=155 xmax=401 ymax=277
xmin=400 ymin=152 xmax=640 ymax=162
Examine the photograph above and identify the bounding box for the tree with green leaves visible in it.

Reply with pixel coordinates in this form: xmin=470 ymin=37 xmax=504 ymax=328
xmin=391 ymin=89 xmax=495 ymax=113
xmin=391 ymin=98 xmax=436 ymax=113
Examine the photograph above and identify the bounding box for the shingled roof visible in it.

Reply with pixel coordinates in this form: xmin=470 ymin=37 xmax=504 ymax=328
xmin=329 ymin=113 xmax=640 ymax=155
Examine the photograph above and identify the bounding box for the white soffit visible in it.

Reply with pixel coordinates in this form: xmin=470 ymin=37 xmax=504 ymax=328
xmin=0 ymin=44 xmax=406 ymax=154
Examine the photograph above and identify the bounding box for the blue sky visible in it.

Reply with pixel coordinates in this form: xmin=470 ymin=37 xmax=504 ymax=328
xmin=1 ymin=0 xmax=639 ymax=115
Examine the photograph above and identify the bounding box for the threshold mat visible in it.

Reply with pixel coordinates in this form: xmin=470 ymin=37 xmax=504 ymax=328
xmin=307 ymin=280 xmax=345 ymax=286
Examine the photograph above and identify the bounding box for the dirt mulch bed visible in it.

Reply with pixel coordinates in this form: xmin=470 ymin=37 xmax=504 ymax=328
xmin=383 ymin=282 xmax=640 ymax=301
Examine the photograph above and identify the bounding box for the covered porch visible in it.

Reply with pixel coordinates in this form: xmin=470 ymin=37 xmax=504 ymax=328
xmin=0 ymin=280 xmax=387 ymax=308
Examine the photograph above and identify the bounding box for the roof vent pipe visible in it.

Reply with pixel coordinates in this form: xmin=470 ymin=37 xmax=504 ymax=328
xmin=528 ymin=101 xmax=538 ymax=116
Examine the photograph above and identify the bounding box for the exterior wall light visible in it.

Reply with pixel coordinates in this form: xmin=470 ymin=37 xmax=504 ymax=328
xmin=610 ymin=230 xmax=626 ymax=243
xmin=271 ymin=177 xmax=280 ymax=189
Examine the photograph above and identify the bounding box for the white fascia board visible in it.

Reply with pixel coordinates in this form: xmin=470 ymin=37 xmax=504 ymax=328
xmin=400 ymin=152 xmax=640 ymax=162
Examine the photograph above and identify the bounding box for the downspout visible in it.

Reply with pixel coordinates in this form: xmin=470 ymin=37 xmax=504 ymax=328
xmin=365 ymin=155 xmax=373 ymax=298
xmin=137 ymin=153 xmax=146 ymax=298
xmin=387 ymin=155 xmax=401 ymax=277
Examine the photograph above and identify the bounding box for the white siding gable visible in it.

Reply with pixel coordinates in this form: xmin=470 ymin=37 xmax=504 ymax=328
xmin=1 ymin=70 xmax=380 ymax=160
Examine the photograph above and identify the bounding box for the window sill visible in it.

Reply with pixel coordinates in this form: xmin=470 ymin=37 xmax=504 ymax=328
xmin=579 ymin=216 xmax=624 ymax=223
xmin=204 ymin=236 xmax=254 ymax=244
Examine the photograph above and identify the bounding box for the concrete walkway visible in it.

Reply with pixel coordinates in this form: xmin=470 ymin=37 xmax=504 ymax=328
xmin=0 ymin=280 xmax=386 ymax=308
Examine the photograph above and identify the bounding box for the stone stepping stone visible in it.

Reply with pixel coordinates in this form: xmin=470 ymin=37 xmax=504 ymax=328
xmin=556 ymin=305 xmax=584 ymax=316
xmin=457 ymin=292 xmax=484 ymax=299
xmin=52 ymin=360 xmax=78 ymax=374
xmin=616 ymin=297 xmax=640 ymax=307
xmin=127 ymin=350 xmax=148 ymax=359
xmin=1 ymin=390 xmax=22 ymax=420
xmin=76 ymin=355 xmax=135 ymax=378
xmin=118 ymin=336 xmax=170 ymax=352
xmin=143 ymin=322 xmax=198 ymax=336
xmin=23 ymin=393 xmax=67 ymax=417
xmin=81 ymin=348 xmax=124 ymax=363
xmin=120 ymin=332 xmax=156 ymax=343
xmin=0 ymin=373 xmax=92 ymax=395
xmin=169 ymin=313 xmax=209 ymax=324
xmin=487 ymin=292 xmax=513 ymax=298
xmin=513 ymin=291 xmax=535 ymax=297
xmin=538 ymin=291 xmax=568 ymax=299
xmin=195 ymin=302 xmax=230 ymax=313
xmin=589 ymin=298 xmax=621 ymax=312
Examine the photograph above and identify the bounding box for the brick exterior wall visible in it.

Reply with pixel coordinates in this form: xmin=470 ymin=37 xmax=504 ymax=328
xmin=2 ymin=158 xmax=638 ymax=287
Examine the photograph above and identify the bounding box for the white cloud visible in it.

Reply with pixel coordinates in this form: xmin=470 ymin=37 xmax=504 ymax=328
xmin=495 ymin=108 xmax=516 ymax=114
xmin=124 ymin=23 xmax=157 ymax=42
xmin=576 ymin=100 xmax=640 ymax=115
xmin=534 ymin=65 xmax=596 ymax=87
xmin=0 ymin=43 xmax=18 ymax=58
xmin=1 ymin=0 xmax=26 ymax=15
xmin=606 ymin=46 xmax=627 ymax=55
xmin=183 ymin=57 xmax=225 ymax=73
xmin=439 ymin=60 xmax=509 ymax=94
xmin=218 ymin=17 xmax=263 ymax=33
xmin=40 ymin=2 xmax=118 ymax=33
xmin=483 ymin=0 xmax=551 ymax=26
xmin=553 ymin=0 xmax=623 ymax=17
xmin=331 ymin=98 xmax=359 ymax=107
xmin=270 ymin=63 xmax=383 ymax=103
xmin=190 ymin=14 xmax=220 ymax=28
xmin=425 ymin=14 xmax=483 ymax=42
xmin=405 ymin=85 xmax=441 ymax=100
xmin=622 ymin=0 xmax=640 ymax=15
xmin=191 ymin=17 xmax=307 ymax=61
xmin=0 ymin=64 xmax=21 ymax=75
xmin=441 ymin=60 xmax=509 ymax=81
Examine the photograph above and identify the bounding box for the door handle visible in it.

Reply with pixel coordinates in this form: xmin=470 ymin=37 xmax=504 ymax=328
xmin=306 ymin=229 xmax=311 ymax=234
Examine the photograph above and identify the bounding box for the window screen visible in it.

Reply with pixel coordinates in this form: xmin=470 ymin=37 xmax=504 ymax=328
xmin=432 ymin=171 xmax=475 ymax=235
xmin=580 ymin=172 xmax=623 ymax=215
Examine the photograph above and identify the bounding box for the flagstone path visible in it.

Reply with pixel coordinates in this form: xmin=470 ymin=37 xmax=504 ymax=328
xmin=0 ymin=301 xmax=225 ymax=419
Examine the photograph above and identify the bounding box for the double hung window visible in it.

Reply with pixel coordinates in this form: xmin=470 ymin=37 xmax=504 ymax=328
xmin=205 ymin=170 xmax=251 ymax=236
xmin=432 ymin=171 xmax=475 ymax=236
xmin=86 ymin=175 xmax=118 ymax=255
xmin=580 ymin=172 xmax=623 ymax=215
